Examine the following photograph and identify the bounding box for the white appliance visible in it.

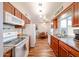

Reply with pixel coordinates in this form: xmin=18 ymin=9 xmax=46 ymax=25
xmin=3 ymin=32 xmax=18 ymax=43
xmin=48 ymin=28 xmax=53 ymax=45
xmin=14 ymin=38 xmax=29 ymax=57
xmin=23 ymin=24 xmax=36 ymax=47
xmin=3 ymin=12 xmax=24 ymax=26
xmin=3 ymin=32 xmax=29 ymax=57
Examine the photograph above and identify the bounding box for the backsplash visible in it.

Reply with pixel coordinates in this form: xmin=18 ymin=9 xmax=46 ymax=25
xmin=3 ymin=24 xmax=22 ymax=34
xmin=3 ymin=24 xmax=15 ymax=32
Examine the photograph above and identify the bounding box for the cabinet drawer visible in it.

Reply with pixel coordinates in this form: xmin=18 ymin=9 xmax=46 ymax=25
xmin=59 ymin=41 xmax=79 ymax=57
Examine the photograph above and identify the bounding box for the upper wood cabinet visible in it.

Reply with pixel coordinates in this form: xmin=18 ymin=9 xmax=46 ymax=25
xmin=22 ymin=14 xmax=27 ymax=24
xmin=3 ymin=2 xmax=15 ymax=15
xmin=14 ymin=8 xmax=22 ymax=19
xmin=4 ymin=2 xmax=31 ymax=28
xmin=22 ymin=14 xmax=30 ymax=24
xmin=54 ymin=2 xmax=79 ymax=27
xmin=53 ymin=18 xmax=58 ymax=29
xmin=72 ymin=2 xmax=79 ymax=27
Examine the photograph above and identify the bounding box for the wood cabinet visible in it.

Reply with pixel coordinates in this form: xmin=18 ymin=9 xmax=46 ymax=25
xmin=3 ymin=2 xmax=15 ymax=15
xmin=4 ymin=49 xmax=12 ymax=57
xmin=50 ymin=36 xmax=59 ymax=56
xmin=53 ymin=18 xmax=58 ymax=29
xmin=50 ymin=35 xmax=79 ymax=57
xmin=14 ymin=8 xmax=22 ymax=19
xmin=4 ymin=2 xmax=31 ymax=28
xmin=59 ymin=41 xmax=74 ymax=57
xmin=22 ymin=14 xmax=27 ymax=24
xmin=53 ymin=3 xmax=79 ymax=27
xmin=22 ymin=14 xmax=31 ymax=24
xmin=59 ymin=45 xmax=68 ymax=57
xmin=72 ymin=2 xmax=79 ymax=27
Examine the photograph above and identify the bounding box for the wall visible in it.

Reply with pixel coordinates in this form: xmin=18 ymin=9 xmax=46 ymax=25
xmin=36 ymin=23 xmax=51 ymax=33
xmin=0 ymin=2 xmax=3 ymax=57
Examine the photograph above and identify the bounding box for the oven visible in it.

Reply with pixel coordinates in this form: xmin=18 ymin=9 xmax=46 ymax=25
xmin=13 ymin=38 xmax=29 ymax=57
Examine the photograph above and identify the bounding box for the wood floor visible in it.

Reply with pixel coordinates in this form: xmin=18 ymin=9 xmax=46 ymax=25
xmin=28 ymin=38 xmax=55 ymax=57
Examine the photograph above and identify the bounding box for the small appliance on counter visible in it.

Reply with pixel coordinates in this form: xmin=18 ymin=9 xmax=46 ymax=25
xmin=74 ymin=29 xmax=79 ymax=40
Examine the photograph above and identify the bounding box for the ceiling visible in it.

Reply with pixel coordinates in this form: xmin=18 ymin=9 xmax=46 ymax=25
xmin=11 ymin=2 xmax=63 ymax=23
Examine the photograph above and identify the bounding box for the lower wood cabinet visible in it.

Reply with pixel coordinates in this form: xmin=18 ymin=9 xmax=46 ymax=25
xmin=68 ymin=53 xmax=74 ymax=57
xmin=4 ymin=49 xmax=12 ymax=57
xmin=59 ymin=45 xmax=69 ymax=57
xmin=50 ymin=35 xmax=79 ymax=57
xmin=50 ymin=36 xmax=59 ymax=56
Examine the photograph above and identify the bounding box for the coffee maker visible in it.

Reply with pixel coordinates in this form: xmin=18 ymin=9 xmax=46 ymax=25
xmin=74 ymin=29 xmax=79 ymax=40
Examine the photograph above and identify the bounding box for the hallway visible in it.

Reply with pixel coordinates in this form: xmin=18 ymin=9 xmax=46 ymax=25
xmin=28 ymin=38 xmax=55 ymax=57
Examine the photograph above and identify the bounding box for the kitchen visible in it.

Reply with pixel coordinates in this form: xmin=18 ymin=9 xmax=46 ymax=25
xmin=1 ymin=2 xmax=79 ymax=57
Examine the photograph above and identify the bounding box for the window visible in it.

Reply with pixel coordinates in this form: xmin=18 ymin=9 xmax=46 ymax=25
xmin=60 ymin=19 xmax=67 ymax=28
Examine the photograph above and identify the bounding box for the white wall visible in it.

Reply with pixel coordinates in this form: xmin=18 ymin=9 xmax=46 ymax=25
xmin=0 ymin=2 xmax=3 ymax=57
xmin=36 ymin=23 xmax=51 ymax=33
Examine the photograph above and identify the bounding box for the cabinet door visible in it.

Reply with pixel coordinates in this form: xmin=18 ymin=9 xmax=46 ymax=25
xmin=74 ymin=2 xmax=79 ymax=26
xmin=53 ymin=18 xmax=58 ymax=29
xmin=4 ymin=49 xmax=12 ymax=57
xmin=3 ymin=2 xmax=15 ymax=15
xmin=54 ymin=42 xmax=58 ymax=56
xmin=59 ymin=45 xmax=68 ymax=57
xmin=22 ymin=15 xmax=27 ymax=24
xmin=78 ymin=2 xmax=79 ymax=26
xmin=68 ymin=53 xmax=74 ymax=57
xmin=15 ymin=8 xmax=22 ymax=19
xmin=72 ymin=2 xmax=79 ymax=27
xmin=51 ymin=36 xmax=59 ymax=56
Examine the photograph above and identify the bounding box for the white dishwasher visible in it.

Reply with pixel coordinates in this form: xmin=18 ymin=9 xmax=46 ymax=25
xmin=14 ymin=38 xmax=29 ymax=57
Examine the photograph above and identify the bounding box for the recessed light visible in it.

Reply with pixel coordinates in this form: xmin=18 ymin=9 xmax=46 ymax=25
xmin=39 ymin=10 xmax=42 ymax=12
xmin=38 ymin=3 xmax=42 ymax=6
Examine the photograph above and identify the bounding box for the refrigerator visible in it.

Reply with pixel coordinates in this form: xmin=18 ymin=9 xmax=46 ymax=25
xmin=23 ymin=24 xmax=36 ymax=47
